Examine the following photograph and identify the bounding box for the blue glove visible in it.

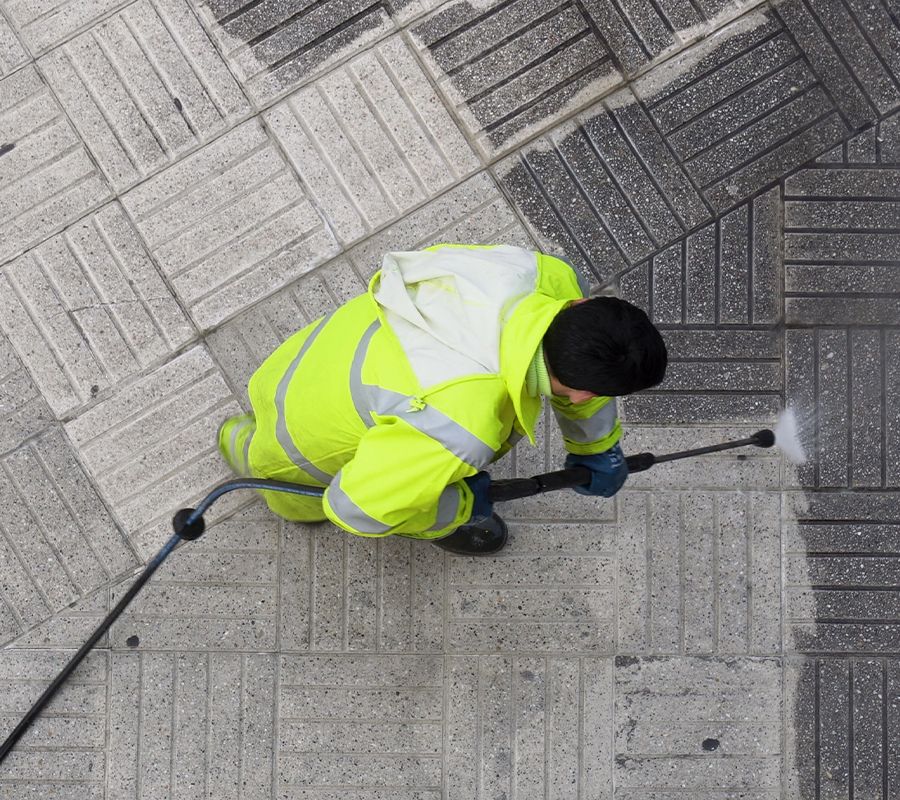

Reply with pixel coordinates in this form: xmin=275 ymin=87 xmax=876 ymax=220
xmin=463 ymin=471 xmax=493 ymax=523
xmin=565 ymin=444 xmax=628 ymax=497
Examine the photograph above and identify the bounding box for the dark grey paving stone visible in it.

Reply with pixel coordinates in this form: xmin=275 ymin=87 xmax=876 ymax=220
xmin=411 ymin=0 xmax=621 ymax=152
xmin=194 ymin=0 xmax=396 ymax=102
xmin=801 ymin=0 xmax=900 ymax=116
xmin=498 ymin=92 xmax=711 ymax=280
xmin=776 ymin=0 xmax=887 ymax=130
xmin=578 ymin=0 xmax=733 ymax=77
xmin=621 ymin=392 xmax=782 ymax=424
xmin=577 ymin=0 xmax=675 ymax=76
xmin=618 ymin=190 xmax=782 ymax=424
xmin=637 ymin=7 xmax=855 ymax=213
xmin=789 ymin=658 xmax=900 ymax=798
xmin=787 ymin=493 xmax=900 ymax=657
xmin=498 ymin=146 xmax=631 ymax=282
xmin=783 ymin=159 xmax=900 ymax=493
xmin=785 ymin=328 xmax=896 ymax=490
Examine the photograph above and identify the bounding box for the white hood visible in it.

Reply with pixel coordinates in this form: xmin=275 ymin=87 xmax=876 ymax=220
xmin=372 ymin=246 xmax=538 ymax=388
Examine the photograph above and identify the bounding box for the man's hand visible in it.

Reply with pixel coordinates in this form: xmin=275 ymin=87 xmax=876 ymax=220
xmin=463 ymin=471 xmax=493 ymax=523
xmin=565 ymin=443 xmax=628 ymax=498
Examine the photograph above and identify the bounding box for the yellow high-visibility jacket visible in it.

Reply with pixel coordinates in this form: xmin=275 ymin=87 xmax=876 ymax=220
xmin=245 ymin=244 xmax=621 ymax=538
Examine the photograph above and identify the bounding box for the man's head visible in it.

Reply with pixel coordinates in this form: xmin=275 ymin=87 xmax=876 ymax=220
xmin=543 ymin=297 xmax=667 ymax=402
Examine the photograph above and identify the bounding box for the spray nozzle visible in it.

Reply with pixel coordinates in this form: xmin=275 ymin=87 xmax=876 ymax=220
xmin=751 ymin=429 xmax=775 ymax=448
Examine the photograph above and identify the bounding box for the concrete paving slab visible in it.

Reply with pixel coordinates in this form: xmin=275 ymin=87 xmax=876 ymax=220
xmin=410 ymin=0 xmax=624 ymax=157
xmin=39 ymin=0 xmax=252 ymax=192
xmin=121 ymin=119 xmax=338 ymax=330
xmin=0 ymin=202 xmax=195 ymax=417
xmin=3 ymin=0 xmax=900 ymax=792
xmin=193 ymin=0 xmax=403 ymax=106
xmin=267 ymin=36 xmax=480 ymax=246
xmin=0 ymin=334 xmax=53 ymax=456
xmin=0 ymin=65 xmax=112 ymax=265
xmin=63 ymin=346 xmax=244 ymax=556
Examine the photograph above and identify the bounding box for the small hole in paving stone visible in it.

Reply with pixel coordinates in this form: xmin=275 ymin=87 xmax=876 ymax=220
xmin=702 ymin=738 xmax=720 ymax=751
xmin=126 ymin=636 xmax=140 ymax=647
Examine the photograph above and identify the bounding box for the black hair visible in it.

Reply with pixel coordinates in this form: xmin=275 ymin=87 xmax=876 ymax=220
xmin=543 ymin=297 xmax=667 ymax=396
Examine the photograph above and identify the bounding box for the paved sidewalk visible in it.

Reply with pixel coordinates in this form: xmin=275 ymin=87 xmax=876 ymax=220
xmin=1 ymin=0 xmax=899 ymax=794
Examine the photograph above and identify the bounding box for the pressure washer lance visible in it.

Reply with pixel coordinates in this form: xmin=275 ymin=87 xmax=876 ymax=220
xmin=488 ymin=428 xmax=776 ymax=502
xmin=0 ymin=428 xmax=774 ymax=764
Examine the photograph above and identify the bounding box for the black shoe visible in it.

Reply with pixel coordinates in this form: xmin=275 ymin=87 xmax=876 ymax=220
xmin=432 ymin=513 xmax=508 ymax=555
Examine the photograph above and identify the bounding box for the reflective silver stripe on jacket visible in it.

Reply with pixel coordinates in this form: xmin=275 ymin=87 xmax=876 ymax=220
xmin=328 ymin=469 xmax=392 ymax=534
xmin=426 ymin=484 xmax=462 ymax=531
xmin=350 ymin=321 xmax=496 ymax=470
xmin=275 ymin=314 xmax=334 ymax=485
xmin=552 ymin=399 xmax=618 ymax=445
xmin=505 ymin=429 xmax=524 ymax=450
xmin=229 ymin=417 xmax=255 ymax=476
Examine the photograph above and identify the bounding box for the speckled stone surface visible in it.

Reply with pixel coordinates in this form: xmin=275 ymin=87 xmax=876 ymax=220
xmin=2 ymin=0 xmax=900 ymax=793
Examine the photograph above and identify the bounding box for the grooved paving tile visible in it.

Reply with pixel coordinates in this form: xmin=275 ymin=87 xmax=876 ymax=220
xmin=267 ymin=36 xmax=479 ymax=247
xmin=40 ymin=0 xmax=252 ymax=192
xmin=785 ymin=326 xmax=900 ymax=489
xmin=346 ymin=171 xmax=534 ymax=280
xmin=448 ymin=530 xmax=616 ymax=653
xmin=0 ymin=429 xmax=136 ymax=646
xmin=497 ymin=90 xmax=710 ymax=283
xmin=785 ymin=165 xmax=900 ymax=332
xmin=0 ymin=66 xmax=111 ymax=266
xmin=279 ymin=523 xmax=445 ymax=652
xmin=615 ymin=657 xmax=782 ymax=796
xmin=121 ymin=120 xmax=337 ymax=331
xmin=0 ymin=335 xmax=53 ymax=456
xmin=107 ymin=651 xmax=275 ymax=799
xmin=193 ymin=0 xmax=404 ymax=105
xmin=110 ymin=503 xmax=279 ymax=650
xmin=9 ymin=583 xmax=110 ymax=648
xmin=278 ymin=655 xmax=442 ymax=793
xmin=410 ymin=0 xmax=623 ymax=155
xmin=818 ymin=105 xmax=900 ymax=164
xmin=447 ymin=655 xmax=612 ymax=799
xmin=619 ymin=189 xmax=782 ymax=424
xmin=3 ymin=0 xmax=126 ymax=54
xmin=0 ymin=203 xmax=195 ymax=418
xmin=617 ymin=491 xmax=781 ymax=656
xmin=0 ymin=13 xmax=27 ymax=74
xmin=787 ymin=658 xmax=900 ymax=799
xmin=637 ymin=9 xmax=850 ymax=214
xmin=63 ymin=346 xmax=244 ymax=557
xmin=0 ymin=650 xmax=107 ymax=795
xmin=577 ymin=0 xmax=692 ymax=78
xmin=777 ymin=0 xmax=900 ymax=129
xmin=787 ymin=491 xmax=900 ymax=654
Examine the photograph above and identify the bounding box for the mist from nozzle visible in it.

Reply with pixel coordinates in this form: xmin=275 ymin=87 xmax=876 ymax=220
xmin=774 ymin=407 xmax=807 ymax=464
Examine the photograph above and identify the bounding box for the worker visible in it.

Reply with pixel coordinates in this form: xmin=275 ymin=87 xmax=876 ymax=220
xmin=218 ymin=244 xmax=667 ymax=555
